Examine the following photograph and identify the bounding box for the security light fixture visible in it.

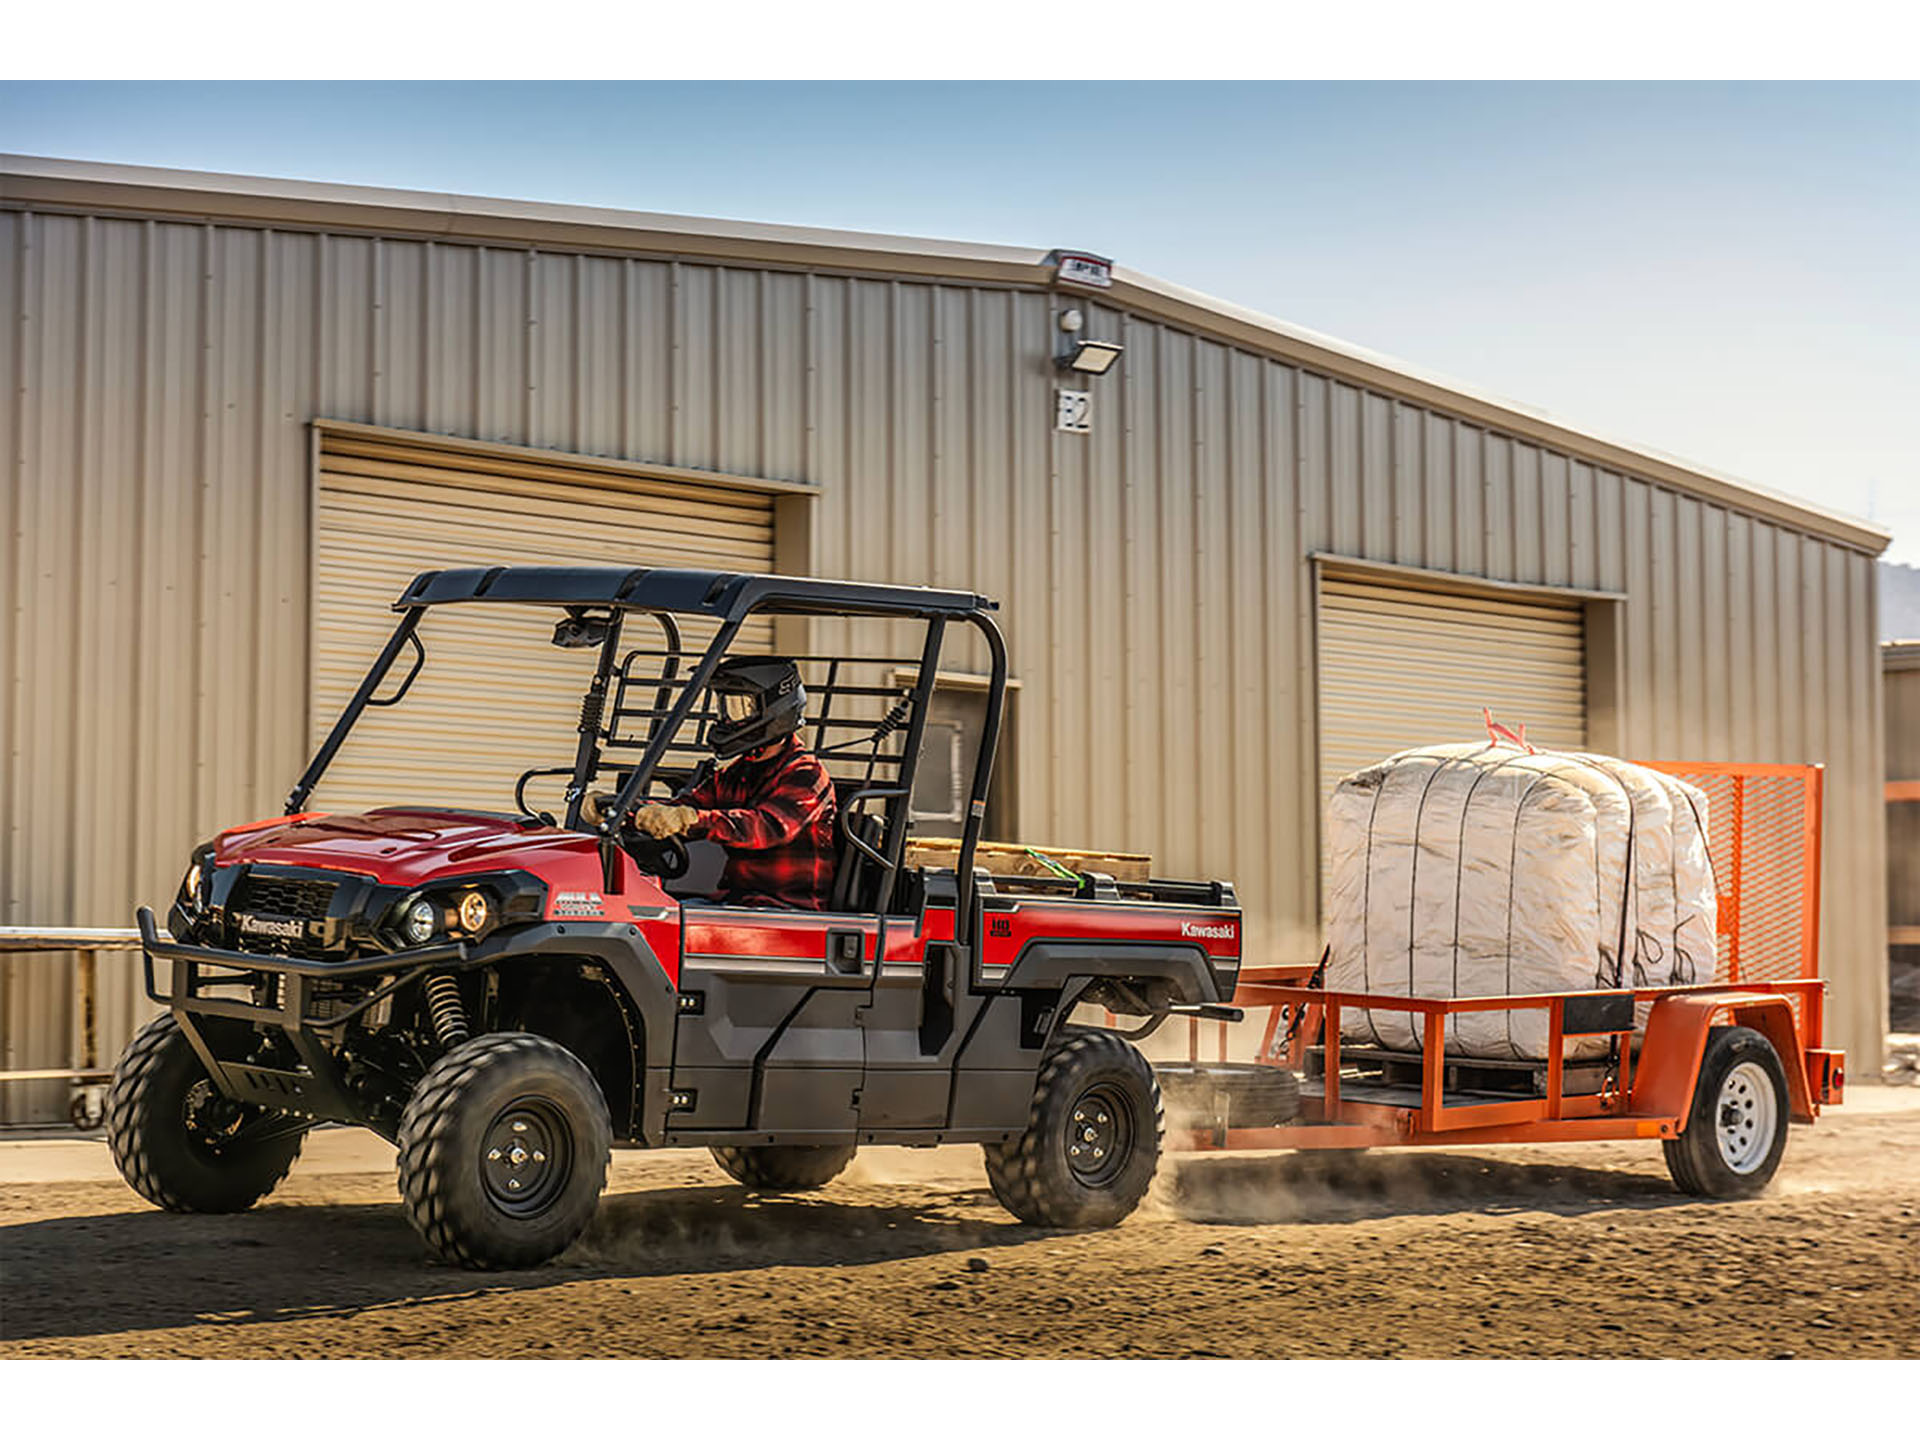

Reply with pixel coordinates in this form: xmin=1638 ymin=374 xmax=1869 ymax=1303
xmin=1057 ymin=338 xmax=1124 ymax=376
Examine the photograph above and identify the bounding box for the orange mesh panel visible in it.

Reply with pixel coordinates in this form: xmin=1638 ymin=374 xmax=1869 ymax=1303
xmin=1642 ymin=764 xmax=1823 ymax=1014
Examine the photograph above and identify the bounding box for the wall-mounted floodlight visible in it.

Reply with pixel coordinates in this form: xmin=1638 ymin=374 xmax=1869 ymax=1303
xmin=1057 ymin=338 xmax=1124 ymax=376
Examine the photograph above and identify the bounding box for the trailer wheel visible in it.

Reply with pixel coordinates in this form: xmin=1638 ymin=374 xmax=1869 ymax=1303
xmin=106 ymin=1013 xmax=307 ymax=1213
xmin=1664 ymin=1025 xmax=1789 ymax=1199
xmin=983 ymin=1028 xmax=1164 ymax=1228
xmin=396 ymin=1032 xmax=611 ymax=1270
xmin=709 ymin=1144 xmax=857 ymax=1191
xmin=1155 ymin=1063 xmax=1302 ymax=1128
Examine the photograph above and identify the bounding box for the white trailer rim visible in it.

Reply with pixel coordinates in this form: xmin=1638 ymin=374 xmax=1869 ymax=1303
xmin=1715 ymin=1060 xmax=1778 ymax=1174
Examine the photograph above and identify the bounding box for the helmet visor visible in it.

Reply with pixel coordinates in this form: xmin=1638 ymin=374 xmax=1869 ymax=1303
xmin=718 ymin=692 xmax=761 ymax=724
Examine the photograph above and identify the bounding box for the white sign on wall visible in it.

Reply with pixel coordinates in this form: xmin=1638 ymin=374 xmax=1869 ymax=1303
xmin=1049 ymin=250 xmax=1114 ymax=288
xmin=1056 ymin=388 xmax=1092 ymax=434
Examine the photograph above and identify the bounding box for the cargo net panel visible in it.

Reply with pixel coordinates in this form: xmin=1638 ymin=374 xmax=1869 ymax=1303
xmin=604 ymin=648 xmax=924 ymax=792
xmin=1643 ymin=763 xmax=1821 ymax=998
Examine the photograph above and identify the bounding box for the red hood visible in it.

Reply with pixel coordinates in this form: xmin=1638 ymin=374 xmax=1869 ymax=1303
xmin=215 ymin=808 xmax=604 ymax=888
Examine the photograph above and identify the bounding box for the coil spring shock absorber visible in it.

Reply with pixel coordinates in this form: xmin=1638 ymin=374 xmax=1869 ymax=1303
xmin=423 ymin=974 xmax=470 ymax=1049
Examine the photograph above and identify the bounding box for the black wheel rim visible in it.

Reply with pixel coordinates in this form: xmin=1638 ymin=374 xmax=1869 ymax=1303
xmin=180 ymin=1078 xmax=308 ymax=1153
xmin=1064 ymin=1081 xmax=1134 ymax=1188
xmin=479 ymin=1097 xmax=574 ymax=1217
xmin=181 ymin=1078 xmax=247 ymax=1153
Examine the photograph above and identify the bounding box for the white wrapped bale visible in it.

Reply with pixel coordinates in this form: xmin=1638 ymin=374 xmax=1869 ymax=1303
xmin=1325 ymin=743 xmax=1717 ymax=1061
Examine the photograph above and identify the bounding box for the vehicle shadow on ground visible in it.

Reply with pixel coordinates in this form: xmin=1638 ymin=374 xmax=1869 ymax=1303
xmin=0 ymin=1182 xmax=1025 ymax=1344
xmin=1164 ymin=1149 xmax=1693 ymax=1225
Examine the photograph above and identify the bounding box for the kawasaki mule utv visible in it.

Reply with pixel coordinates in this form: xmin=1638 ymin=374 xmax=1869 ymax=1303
xmin=114 ymin=567 xmax=1250 ymax=1268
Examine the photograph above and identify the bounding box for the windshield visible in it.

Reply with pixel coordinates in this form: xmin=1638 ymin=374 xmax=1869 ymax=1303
xmin=304 ymin=604 xmax=758 ymax=817
xmin=296 ymin=597 xmax=983 ymax=845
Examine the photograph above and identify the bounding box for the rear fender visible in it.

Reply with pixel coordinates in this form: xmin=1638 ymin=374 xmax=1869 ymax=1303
xmin=1001 ymin=942 xmax=1223 ymax=1007
xmin=1628 ymin=992 xmax=1814 ymax=1128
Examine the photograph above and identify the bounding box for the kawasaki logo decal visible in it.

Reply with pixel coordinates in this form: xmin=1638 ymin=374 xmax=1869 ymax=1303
xmin=236 ymin=914 xmax=308 ymax=940
xmin=1181 ymin=920 xmax=1236 ymax=941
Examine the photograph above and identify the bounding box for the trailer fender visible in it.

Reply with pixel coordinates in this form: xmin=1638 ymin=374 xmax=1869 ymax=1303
xmin=1729 ymin=999 xmax=1817 ymax=1122
xmin=1629 ymin=992 xmax=1813 ymax=1128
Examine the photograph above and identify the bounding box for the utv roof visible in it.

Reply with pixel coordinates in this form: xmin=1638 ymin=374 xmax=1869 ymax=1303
xmin=394 ymin=566 xmax=996 ymax=621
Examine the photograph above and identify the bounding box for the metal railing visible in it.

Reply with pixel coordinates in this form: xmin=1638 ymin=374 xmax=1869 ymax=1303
xmin=0 ymin=925 xmax=157 ymax=1127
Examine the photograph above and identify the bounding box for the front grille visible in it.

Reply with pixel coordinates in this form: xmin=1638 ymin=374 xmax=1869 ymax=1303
xmin=235 ymin=874 xmax=336 ymax=923
xmin=227 ymin=871 xmax=340 ymax=959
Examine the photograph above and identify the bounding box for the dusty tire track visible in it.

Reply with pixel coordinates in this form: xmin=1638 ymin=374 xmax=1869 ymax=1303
xmin=4 ymin=1090 xmax=1916 ymax=1358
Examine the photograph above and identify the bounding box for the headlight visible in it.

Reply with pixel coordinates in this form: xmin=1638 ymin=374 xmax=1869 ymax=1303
xmin=180 ymin=861 xmax=203 ymax=907
xmin=457 ymin=890 xmax=491 ymax=933
xmin=403 ymin=899 xmax=438 ymax=946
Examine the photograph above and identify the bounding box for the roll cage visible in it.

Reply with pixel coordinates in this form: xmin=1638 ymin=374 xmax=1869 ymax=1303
xmin=284 ymin=566 xmax=1009 ymax=941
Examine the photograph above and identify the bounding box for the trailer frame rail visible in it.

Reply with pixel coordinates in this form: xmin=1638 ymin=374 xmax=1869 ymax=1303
xmin=1174 ymin=975 xmax=1842 ymax=1154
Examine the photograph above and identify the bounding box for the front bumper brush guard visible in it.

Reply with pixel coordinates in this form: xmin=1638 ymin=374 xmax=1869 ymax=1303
xmin=137 ymin=905 xmax=469 ymax=1033
xmin=137 ymin=905 xmax=473 ymax=1128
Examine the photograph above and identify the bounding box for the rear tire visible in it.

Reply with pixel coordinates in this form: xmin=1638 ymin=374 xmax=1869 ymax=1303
xmin=1663 ymin=1025 xmax=1789 ymax=1199
xmin=710 ymin=1143 xmax=857 ymax=1191
xmin=983 ymin=1029 xmax=1163 ymax=1228
xmin=106 ymin=1013 xmax=306 ymax=1213
xmin=396 ymin=1032 xmax=611 ymax=1270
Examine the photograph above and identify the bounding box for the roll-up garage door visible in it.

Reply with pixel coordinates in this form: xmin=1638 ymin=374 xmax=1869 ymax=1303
xmin=311 ymin=431 xmax=775 ymax=815
xmin=1316 ymin=571 xmax=1587 ymax=807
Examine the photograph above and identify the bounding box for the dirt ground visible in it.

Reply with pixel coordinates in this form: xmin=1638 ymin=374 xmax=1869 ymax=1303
xmin=3 ymin=1087 xmax=1916 ymax=1360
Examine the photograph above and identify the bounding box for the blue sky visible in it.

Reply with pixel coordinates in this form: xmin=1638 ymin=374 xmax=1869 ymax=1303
xmin=3 ymin=80 xmax=1914 ymax=561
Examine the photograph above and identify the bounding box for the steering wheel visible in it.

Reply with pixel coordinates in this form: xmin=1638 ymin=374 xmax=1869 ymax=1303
xmin=627 ymin=832 xmax=691 ymax=882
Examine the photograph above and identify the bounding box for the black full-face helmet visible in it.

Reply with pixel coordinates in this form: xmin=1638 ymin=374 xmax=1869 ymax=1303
xmin=705 ymin=656 xmax=807 ymax=760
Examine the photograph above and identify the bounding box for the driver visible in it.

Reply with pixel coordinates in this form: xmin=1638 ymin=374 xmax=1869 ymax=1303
xmin=629 ymin=657 xmax=838 ymax=911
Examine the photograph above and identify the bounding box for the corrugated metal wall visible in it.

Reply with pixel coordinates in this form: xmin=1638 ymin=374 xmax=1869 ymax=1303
xmin=1888 ymin=646 xmax=1920 ymax=937
xmin=0 ymin=205 xmax=1889 ymax=1119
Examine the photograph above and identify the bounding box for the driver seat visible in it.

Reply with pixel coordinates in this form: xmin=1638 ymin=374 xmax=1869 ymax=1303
xmin=829 ymin=785 xmax=885 ymax=914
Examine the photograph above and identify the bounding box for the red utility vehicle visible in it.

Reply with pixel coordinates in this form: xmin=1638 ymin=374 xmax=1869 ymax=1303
xmin=114 ymin=568 xmax=1250 ymax=1267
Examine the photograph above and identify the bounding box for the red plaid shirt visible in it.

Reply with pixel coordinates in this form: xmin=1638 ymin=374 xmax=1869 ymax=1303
xmin=676 ymin=735 xmax=838 ymax=910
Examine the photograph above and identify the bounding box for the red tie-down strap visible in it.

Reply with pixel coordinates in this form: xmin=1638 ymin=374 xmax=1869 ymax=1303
xmin=1482 ymin=707 xmax=1537 ymax=754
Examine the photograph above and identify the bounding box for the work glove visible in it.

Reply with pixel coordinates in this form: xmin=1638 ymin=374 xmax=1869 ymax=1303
xmin=581 ymin=791 xmax=617 ymax=827
xmin=635 ymin=803 xmax=700 ymax=839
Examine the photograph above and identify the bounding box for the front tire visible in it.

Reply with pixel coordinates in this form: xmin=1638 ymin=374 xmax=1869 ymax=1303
xmin=106 ymin=1013 xmax=306 ymax=1213
xmin=710 ymin=1143 xmax=857 ymax=1191
xmin=1664 ymin=1025 xmax=1790 ymax=1198
xmin=983 ymin=1028 xmax=1163 ymax=1228
xmin=396 ymin=1032 xmax=611 ymax=1270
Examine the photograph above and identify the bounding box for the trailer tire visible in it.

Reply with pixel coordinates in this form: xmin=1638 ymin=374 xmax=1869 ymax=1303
xmin=396 ymin=1032 xmax=611 ymax=1270
xmin=1664 ymin=1025 xmax=1789 ymax=1199
xmin=1155 ymin=1063 xmax=1302 ymax=1128
xmin=710 ymin=1144 xmax=857 ymax=1191
xmin=983 ymin=1028 xmax=1163 ymax=1228
xmin=106 ymin=1013 xmax=306 ymax=1213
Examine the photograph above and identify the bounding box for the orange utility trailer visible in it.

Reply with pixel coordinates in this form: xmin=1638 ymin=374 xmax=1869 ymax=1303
xmin=1169 ymin=762 xmax=1844 ymax=1197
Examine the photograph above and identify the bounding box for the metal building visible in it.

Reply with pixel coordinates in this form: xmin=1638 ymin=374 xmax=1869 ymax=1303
xmin=0 ymin=154 xmax=1893 ymax=1120
xmin=1888 ymin=641 xmax=1920 ymax=1031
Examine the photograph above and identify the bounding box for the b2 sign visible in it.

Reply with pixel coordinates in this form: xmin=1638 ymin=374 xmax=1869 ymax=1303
xmin=1056 ymin=388 xmax=1092 ymax=434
